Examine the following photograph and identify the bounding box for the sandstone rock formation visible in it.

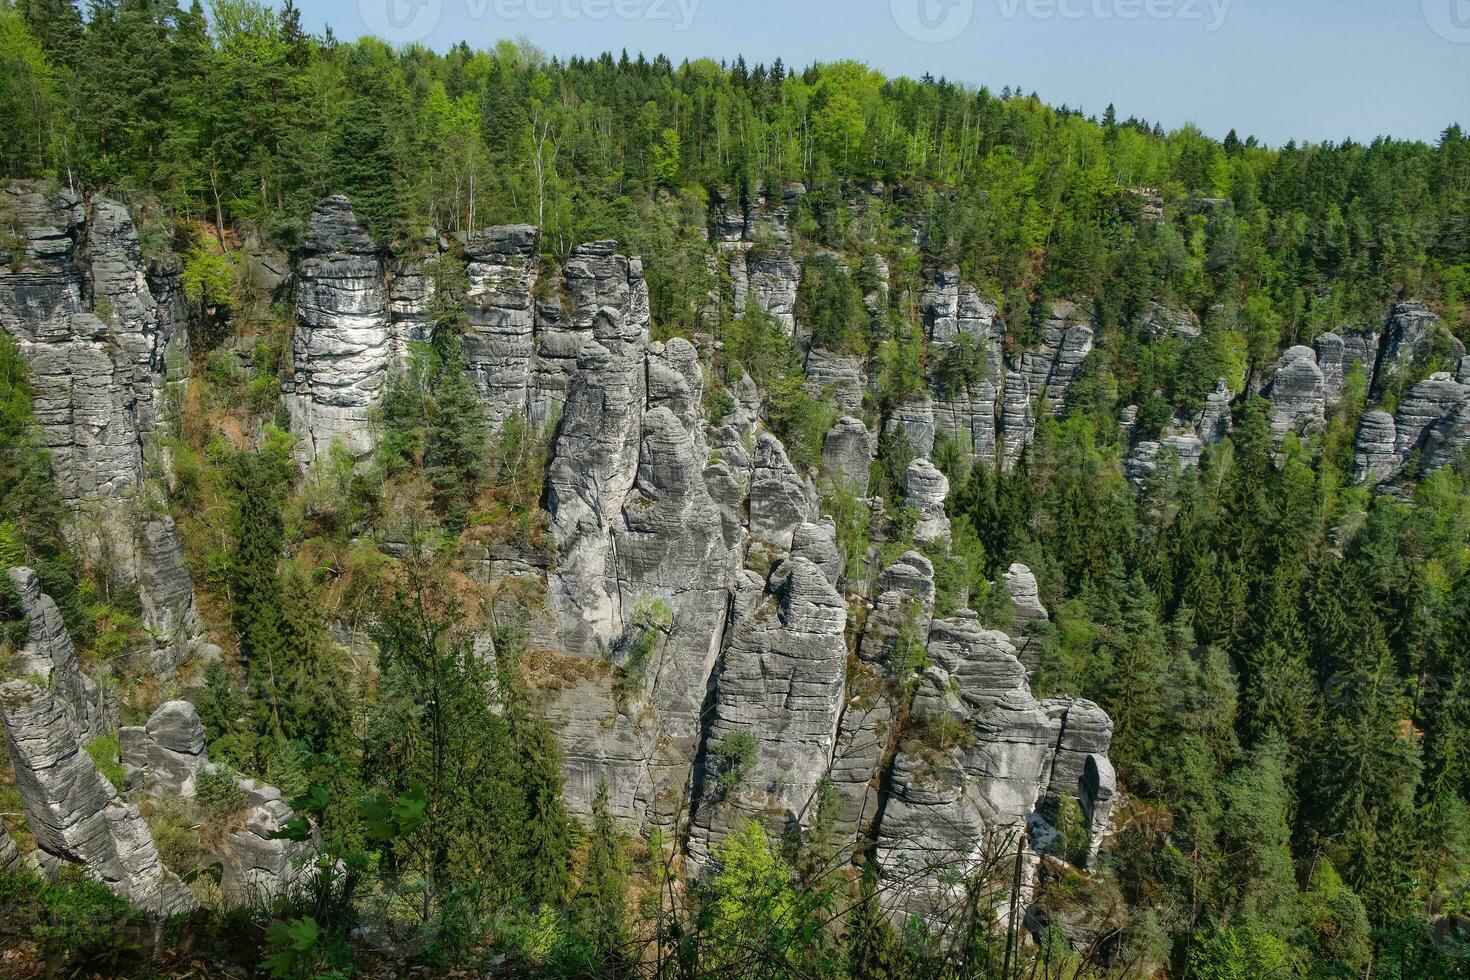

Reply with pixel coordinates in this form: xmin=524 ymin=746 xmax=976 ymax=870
xmin=1267 ymin=346 xmax=1326 ymax=442
xmin=5 ymin=567 xmax=107 ymax=741
xmin=0 ymin=681 xmax=194 ymax=915
xmin=0 ymin=184 xmax=199 ymax=652
xmin=288 ymin=196 xmax=390 ymax=464
xmin=1354 ymin=410 xmax=1400 ymax=483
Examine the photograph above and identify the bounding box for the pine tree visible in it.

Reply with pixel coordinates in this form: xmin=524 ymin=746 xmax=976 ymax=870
xmin=575 ymin=781 xmax=628 ymax=970
xmin=505 ymin=676 xmax=573 ymax=907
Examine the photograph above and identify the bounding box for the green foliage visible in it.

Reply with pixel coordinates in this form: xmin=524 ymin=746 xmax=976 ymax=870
xmin=181 ymin=245 xmax=235 ymax=310
xmin=0 ymin=865 xmax=142 ymax=976
xmin=711 ymin=730 xmax=759 ymax=798
xmin=197 ymin=764 xmax=248 ymax=818
xmin=0 ymin=6 xmax=58 ymax=176
xmin=797 ymin=252 xmax=867 ymax=354
xmin=84 ymin=733 xmax=126 ymax=792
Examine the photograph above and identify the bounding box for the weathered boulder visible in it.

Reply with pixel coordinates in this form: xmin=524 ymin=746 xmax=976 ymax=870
xmin=288 ymin=197 xmax=389 ymax=463
xmin=0 ymin=681 xmax=194 ymax=915
xmin=1137 ymin=303 xmax=1201 ymax=340
xmin=137 ymin=515 xmax=202 ymax=673
xmin=119 ymin=701 xmax=207 ymax=797
xmin=1266 ymin=346 xmax=1326 ymax=442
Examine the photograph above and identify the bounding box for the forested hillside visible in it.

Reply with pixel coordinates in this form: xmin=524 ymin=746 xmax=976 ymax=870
xmin=1 ymin=0 xmax=1469 ymax=977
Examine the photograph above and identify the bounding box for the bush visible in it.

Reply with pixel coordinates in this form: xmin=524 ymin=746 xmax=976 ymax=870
xmin=197 ymin=765 xmax=248 ymax=818
xmin=712 ymin=731 xmax=759 ymax=798
xmin=85 ymin=734 xmax=127 ymax=792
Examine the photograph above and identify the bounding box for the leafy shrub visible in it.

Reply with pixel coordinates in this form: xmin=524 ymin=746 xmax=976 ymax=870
xmin=712 ymin=731 xmax=759 ymax=798
xmin=197 ymin=765 xmax=248 ymax=818
xmin=85 ymin=734 xmax=127 ymax=792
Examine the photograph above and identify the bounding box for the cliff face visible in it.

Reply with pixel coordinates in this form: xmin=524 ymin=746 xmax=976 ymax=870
xmin=0 ymin=182 xmax=201 ymax=669
xmin=4 ymin=183 xmax=1465 ymax=924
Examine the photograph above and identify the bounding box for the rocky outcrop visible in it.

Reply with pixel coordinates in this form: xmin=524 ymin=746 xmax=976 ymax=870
xmin=719 ymin=184 xmax=805 ymax=335
xmin=1125 ymin=435 xmax=1204 ymax=487
xmin=905 ymin=458 xmax=951 ymax=547
xmin=749 ymin=432 xmax=816 ymax=549
xmin=461 ymin=224 xmax=541 ymax=429
xmin=1353 ymin=410 xmax=1400 ymax=483
xmin=1314 ymin=332 xmax=1346 ymax=403
xmin=884 ymin=397 xmax=937 ymax=461
xmin=805 ymin=346 xmax=865 ymax=414
xmin=137 ymin=515 xmax=202 ymax=672
xmin=1137 ymin=303 xmax=1201 ymax=340
xmin=1266 ymin=346 xmax=1326 ymax=442
xmin=1194 ymin=380 xmax=1233 ymax=444
xmin=288 ymin=196 xmax=389 ymax=464
xmin=822 ymin=416 xmax=874 ymax=493
xmin=118 ymin=700 xmax=317 ymax=905
xmin=1394 ymin=374 xmax=1470 ymax=462
xmin=1003 ymin=563 xmax=1049 ymax=632
xmin=1423 ymin=402 xmax=1470 ymax=475
xmin=0 ymin=185 xmax=199 ymax=648
xmin=999 ymin=372 xmax=1034 ymax=470
xmin=1373 ymin=301 xmax=1458 ymax=398
xmin=217 ymin=778 xmax=319 ymax=907
xmin=0 ymin=680 xmax=194 ymax=915
xmin=4 ymin=567 xmax=107 ymax=741
xmin=1021 ymin=300 xmax=1094 ymax=417
xmin=924 ymin=268 xmax=1004 ymax=464
xmin=872 ymin=613 xmax=1114 ymax=917
xmin=119 ymin=701 xmax=207 ymax=798
xmin=687 ymin=557 xmax=848 ymax=867
xmin=829 ymin=553 xmax=936 ymax=837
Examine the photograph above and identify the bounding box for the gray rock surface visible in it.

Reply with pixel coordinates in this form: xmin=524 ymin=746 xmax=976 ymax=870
xmin=1003 ymin=563 xmax=1048 ymax=632
xmin=999 ymin=372 xmax=1034 ymax=470
xmin=1353 ymin=410 xmax=1400 ymax=483
xmin=688 ymin=557 xmax=848 ymax=868
xmin=1267 ymin=346 xmax=1326 ymax=442
xmin=905 ymin=458 xmax=952 ymax=547
xmin=0 ymin=680 xmax=194 ymax=915
xmin=1194 ymin=379 xmax=1233 ymax=444
xmin=461 ymin=224 xmax=541 ymax=428
xmin=288 ymin=196 xmax=389 ymax=464
xmin=1373 ymin=301 xmax=1454 ymax=397
xmin=748 ymin=432 xmax=815 ymax=549
xmin=4 ymin=567 xmax=107 ymax=741
xmin=1125 ymin=435 xmax=1204 ymax=487
xmin=119 ymin=701 xmax=207 ymax=797
xmin=0 ymin=185 xmax=199 ymax=644
xmin=822 ymin=416 xmax=874 ymax=494
xmin=885 ymin=397 xmax=937 ymax=461
xmin=1394 ymin=374 xmax=1470 ymax=460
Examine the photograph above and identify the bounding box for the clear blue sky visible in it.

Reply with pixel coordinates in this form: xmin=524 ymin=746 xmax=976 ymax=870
xmin=299 ymin=0 xmax=1469 ymax=146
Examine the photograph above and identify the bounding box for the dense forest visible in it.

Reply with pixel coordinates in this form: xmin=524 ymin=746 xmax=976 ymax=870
xmin=2 ymin=0 xmax=1470 ymax=977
